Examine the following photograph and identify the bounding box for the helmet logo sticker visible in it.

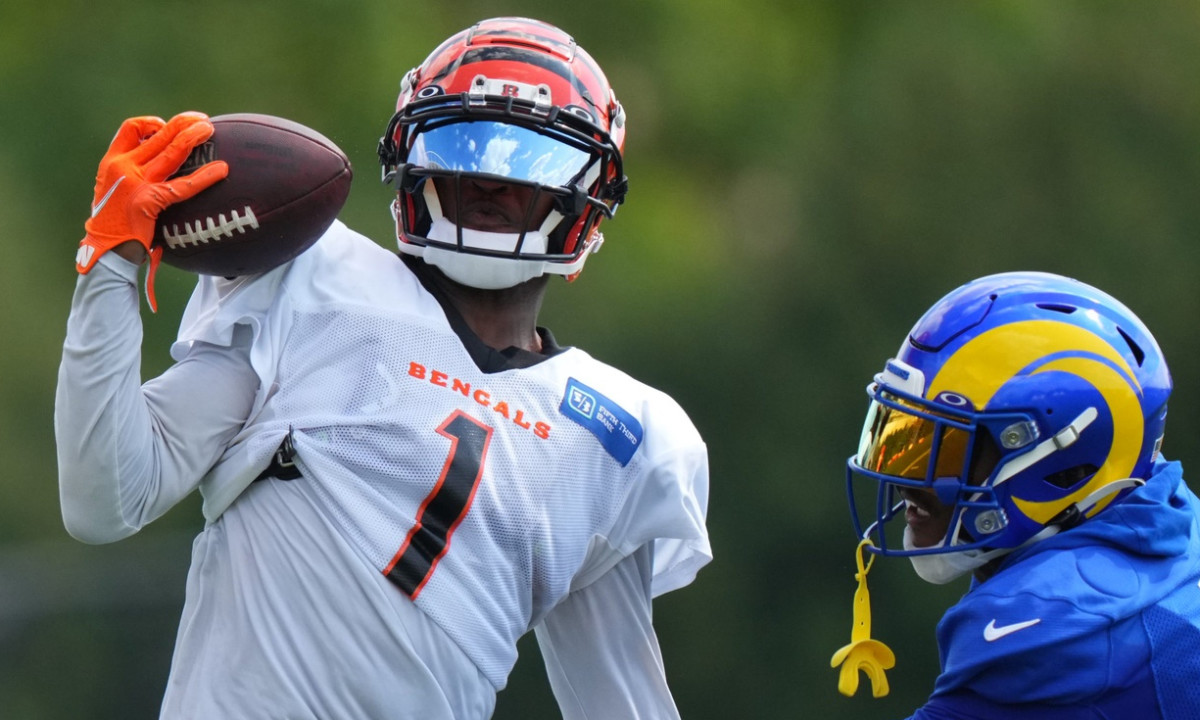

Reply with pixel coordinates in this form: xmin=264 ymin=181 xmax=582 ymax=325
xmin=933 ymin=391 xmax=973 ymax=410
xmin=564 ymin=105 xmax=596 ymax=124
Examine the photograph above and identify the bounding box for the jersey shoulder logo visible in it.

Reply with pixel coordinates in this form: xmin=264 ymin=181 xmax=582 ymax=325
xmin=560 ymin=377 xmax=643 ymax=466
xmin=983 ymin=617 xmax=1041 ymax=642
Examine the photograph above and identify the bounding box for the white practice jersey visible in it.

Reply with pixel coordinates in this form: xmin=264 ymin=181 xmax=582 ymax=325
xmin=56 ymin=221 xmax=711 ymax=719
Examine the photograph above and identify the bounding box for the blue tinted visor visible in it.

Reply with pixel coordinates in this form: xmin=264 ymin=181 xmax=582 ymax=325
xmin=409 ymin=121 xmax=594 ymax=188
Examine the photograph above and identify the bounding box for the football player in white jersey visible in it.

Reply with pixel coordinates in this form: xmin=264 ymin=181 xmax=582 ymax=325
xmin=55 ymin=17 xmax=711 ymax=719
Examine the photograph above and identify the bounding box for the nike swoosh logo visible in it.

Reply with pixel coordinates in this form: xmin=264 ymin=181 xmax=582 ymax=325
xmin=91 ymin=176 xmax=125 ymax=218
xmin=983 ymin=618 xmax=1041 ymax=641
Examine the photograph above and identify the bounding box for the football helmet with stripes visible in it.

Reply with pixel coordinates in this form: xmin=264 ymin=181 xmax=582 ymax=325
xmin=378 ymin=17 xmax=628 ymax=289
xmin=847 ymin=272 xmax=1171 ymax=582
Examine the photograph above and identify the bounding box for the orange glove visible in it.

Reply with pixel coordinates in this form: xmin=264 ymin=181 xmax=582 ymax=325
xmin=76 ymin=112 xmax=229 ymax=310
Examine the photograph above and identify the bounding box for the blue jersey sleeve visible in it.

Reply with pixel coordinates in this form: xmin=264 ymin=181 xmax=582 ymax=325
xmin=907 ymin=466 xmax=1200 ymax=718
xmin=908 ymin=681 xmax=1158 ymax=720
xmin=933 ymin=591 xmax=1127 ymax=703
xmin=919 ymin=545 xmax=1164 ymax=714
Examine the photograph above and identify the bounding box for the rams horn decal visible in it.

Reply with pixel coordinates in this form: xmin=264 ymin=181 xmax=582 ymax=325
xmin=927 ymin=320 xmax=1143 ymax=524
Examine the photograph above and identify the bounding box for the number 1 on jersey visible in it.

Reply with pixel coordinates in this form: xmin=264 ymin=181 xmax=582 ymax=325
xmin=385 ymin=411 xmax=493 ymax=599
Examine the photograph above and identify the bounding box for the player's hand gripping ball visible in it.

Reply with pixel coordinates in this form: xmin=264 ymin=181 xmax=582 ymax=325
xmin=78 ymin=112 xmax=228 ymax=275
xmin=154 ymin=113 xmax=353 ymax=277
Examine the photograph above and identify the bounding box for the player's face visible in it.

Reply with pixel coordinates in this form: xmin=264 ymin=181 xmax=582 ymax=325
xmin=434 ymin=177 xmax=555 ymax=234
xmin=898 ymin=435 xmax=998 ymax=549
xmin=899 ymin=487 xmax=953 ymax=548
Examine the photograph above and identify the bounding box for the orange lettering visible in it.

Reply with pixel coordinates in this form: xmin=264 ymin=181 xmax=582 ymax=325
xmin=407 ymin=359 xmax=551 ymax=441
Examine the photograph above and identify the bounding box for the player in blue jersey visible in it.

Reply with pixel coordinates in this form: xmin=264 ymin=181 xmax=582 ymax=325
xmin=835 ymin=271 xmax=1200 ymax=718
xmin=56 ymin=17 xmax=710 ymax=719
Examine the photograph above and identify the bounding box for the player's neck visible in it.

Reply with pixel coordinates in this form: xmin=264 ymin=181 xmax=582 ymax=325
xmin=435 ymin=271 xmax=549 ymax=354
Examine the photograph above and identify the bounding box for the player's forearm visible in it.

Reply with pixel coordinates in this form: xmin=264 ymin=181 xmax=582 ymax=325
xmin=536 ymin=546 xmax=681 ymax=720
xmin=55 ymin=254 xmax=166 ymax=543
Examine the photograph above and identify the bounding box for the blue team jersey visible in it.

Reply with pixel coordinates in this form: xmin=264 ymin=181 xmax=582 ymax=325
xmin=909 ymin=460 xmax=1200 ymax=719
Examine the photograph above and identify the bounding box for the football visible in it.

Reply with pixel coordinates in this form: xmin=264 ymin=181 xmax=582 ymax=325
xmin=154 ymin=113 xmax=352 ymax=276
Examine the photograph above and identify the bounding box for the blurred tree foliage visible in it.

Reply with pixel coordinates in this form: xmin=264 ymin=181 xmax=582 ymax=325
xmin=3 ymin=0 xmax=1200 ymax=717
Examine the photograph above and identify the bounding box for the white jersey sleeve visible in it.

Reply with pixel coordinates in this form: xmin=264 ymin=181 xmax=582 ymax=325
xmin=55 ymin=253 xmax=258 ymax=543
xmin=536 ymin=544 xmax=682 ymax=720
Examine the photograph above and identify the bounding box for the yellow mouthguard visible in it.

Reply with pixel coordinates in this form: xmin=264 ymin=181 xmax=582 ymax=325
xmin=830 ymin=539 xmax=896 ymax=698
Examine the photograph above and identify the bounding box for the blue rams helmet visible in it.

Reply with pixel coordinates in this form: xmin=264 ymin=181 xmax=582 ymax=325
xmin=846 ymin=272 xmax=1171 ymax=579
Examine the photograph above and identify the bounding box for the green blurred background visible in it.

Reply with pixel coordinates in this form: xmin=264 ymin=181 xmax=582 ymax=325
xmin=4 ymin=0 xmax=1200 ymax=717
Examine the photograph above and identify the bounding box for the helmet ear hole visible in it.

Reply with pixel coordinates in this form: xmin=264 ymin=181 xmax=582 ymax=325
xmin=1044 ymin=463 xmax=1099 ymax=490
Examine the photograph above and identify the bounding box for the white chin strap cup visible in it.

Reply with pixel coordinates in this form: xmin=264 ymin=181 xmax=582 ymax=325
xmin=405 ymin=217 xmax=591 ymax=289
xmin=391 ymin=185 xmax=594 ymax=290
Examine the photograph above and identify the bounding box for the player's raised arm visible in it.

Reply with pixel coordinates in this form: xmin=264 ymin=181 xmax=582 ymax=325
xmin=55 ymin=113 xmax=251 ymax=544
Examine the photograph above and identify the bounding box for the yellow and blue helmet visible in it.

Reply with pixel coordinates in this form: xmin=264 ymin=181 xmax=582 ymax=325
xmin=847 ymin=271 xmax=1171 ymax=572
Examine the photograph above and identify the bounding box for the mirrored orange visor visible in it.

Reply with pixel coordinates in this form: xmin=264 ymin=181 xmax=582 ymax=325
xmin=856 ymin=391 xmax=971 ymax=482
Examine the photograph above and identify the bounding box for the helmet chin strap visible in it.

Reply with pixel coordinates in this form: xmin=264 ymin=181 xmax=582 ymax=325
xmin=424 ymin=216 xmax=548 ymax=288
xmin=992 ymin=406 xmax=1099 ymax=486
xmin=391 ymin=180 xmax=597 ymax=290
xmin=1048 ymin=476 xmax=1146 ymax=529
xmin=904 ymin=476 xmax=1146 ymax=585
xmin=903 ymin=526 xmax=1009 ymax=585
